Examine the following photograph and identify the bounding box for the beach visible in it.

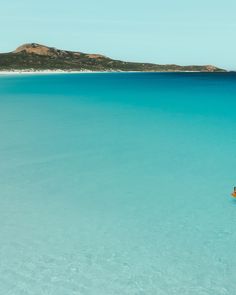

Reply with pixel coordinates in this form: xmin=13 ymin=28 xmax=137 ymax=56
xmin=0 ymin=70 xmax=102 ymax=75
xmin=0 ymin=70 xmax=211 ymax=75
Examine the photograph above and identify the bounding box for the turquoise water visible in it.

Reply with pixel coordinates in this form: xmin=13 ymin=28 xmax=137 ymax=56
xmin=0 ymin=72 xmax=236 ymax=294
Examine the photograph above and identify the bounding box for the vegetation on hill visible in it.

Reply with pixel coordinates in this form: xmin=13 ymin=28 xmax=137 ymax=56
xmin=0 ymin=43 xmax=226 ymax=72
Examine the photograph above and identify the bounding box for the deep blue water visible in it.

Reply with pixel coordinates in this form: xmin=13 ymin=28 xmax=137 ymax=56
xmin=0 ymin=72 xmax=236 ymax=294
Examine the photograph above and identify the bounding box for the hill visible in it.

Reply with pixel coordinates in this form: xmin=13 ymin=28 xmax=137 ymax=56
xmin=0 ymin=43 xmax=225 ymax=72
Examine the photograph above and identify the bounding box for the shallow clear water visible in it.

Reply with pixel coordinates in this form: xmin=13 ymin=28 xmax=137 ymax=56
xmin=0 ymin=73 xmax=236 ymax=294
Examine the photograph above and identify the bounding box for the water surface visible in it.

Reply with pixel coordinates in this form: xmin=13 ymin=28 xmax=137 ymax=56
xmin=0 ymin=73 xmax=236 ymax=294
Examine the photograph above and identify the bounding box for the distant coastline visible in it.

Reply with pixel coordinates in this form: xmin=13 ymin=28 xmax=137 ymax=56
xmin=0 ymin=70 xmax=99 ymax=75
xmin=0 ymin=43 xmax=226 ymax=73
xmin=0 ymin=70 xmax=229 ymax=76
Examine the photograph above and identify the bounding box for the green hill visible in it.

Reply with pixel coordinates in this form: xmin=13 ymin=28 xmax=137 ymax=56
xmin=0 ymin=43 xmax=226 ymax=72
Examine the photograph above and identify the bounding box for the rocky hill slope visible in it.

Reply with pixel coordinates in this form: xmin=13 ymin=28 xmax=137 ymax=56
xmin=0 ymin=43 xmax=225 ymax=72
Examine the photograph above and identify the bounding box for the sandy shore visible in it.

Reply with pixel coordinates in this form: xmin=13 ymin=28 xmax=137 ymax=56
xmin=0 ymin=70 xmax=114 ymax=75
xmin=0 ymin=70 xmax=216 ymax=75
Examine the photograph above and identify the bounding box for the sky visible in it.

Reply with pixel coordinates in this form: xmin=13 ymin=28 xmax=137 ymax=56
xmin=0 ymin=0 xmax=235 ymax=70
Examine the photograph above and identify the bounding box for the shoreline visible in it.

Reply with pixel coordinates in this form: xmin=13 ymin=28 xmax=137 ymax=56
xmin=0 ymin=70 xmax=228 ymax=75
xmin=0 ymin=70 xmax=110 ymax=75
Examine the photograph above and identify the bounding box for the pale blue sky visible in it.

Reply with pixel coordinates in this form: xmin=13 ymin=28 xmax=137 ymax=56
xmin=0 ymin=0 xmax=235 ymax=70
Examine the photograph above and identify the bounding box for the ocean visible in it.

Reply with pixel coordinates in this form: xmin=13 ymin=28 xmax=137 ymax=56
xmin=0 ymin=72 xmax=236 ymax=294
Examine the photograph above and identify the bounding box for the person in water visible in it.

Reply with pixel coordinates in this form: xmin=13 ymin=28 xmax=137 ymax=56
xmin=232 ymin=187 xmax=236 ymax=197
